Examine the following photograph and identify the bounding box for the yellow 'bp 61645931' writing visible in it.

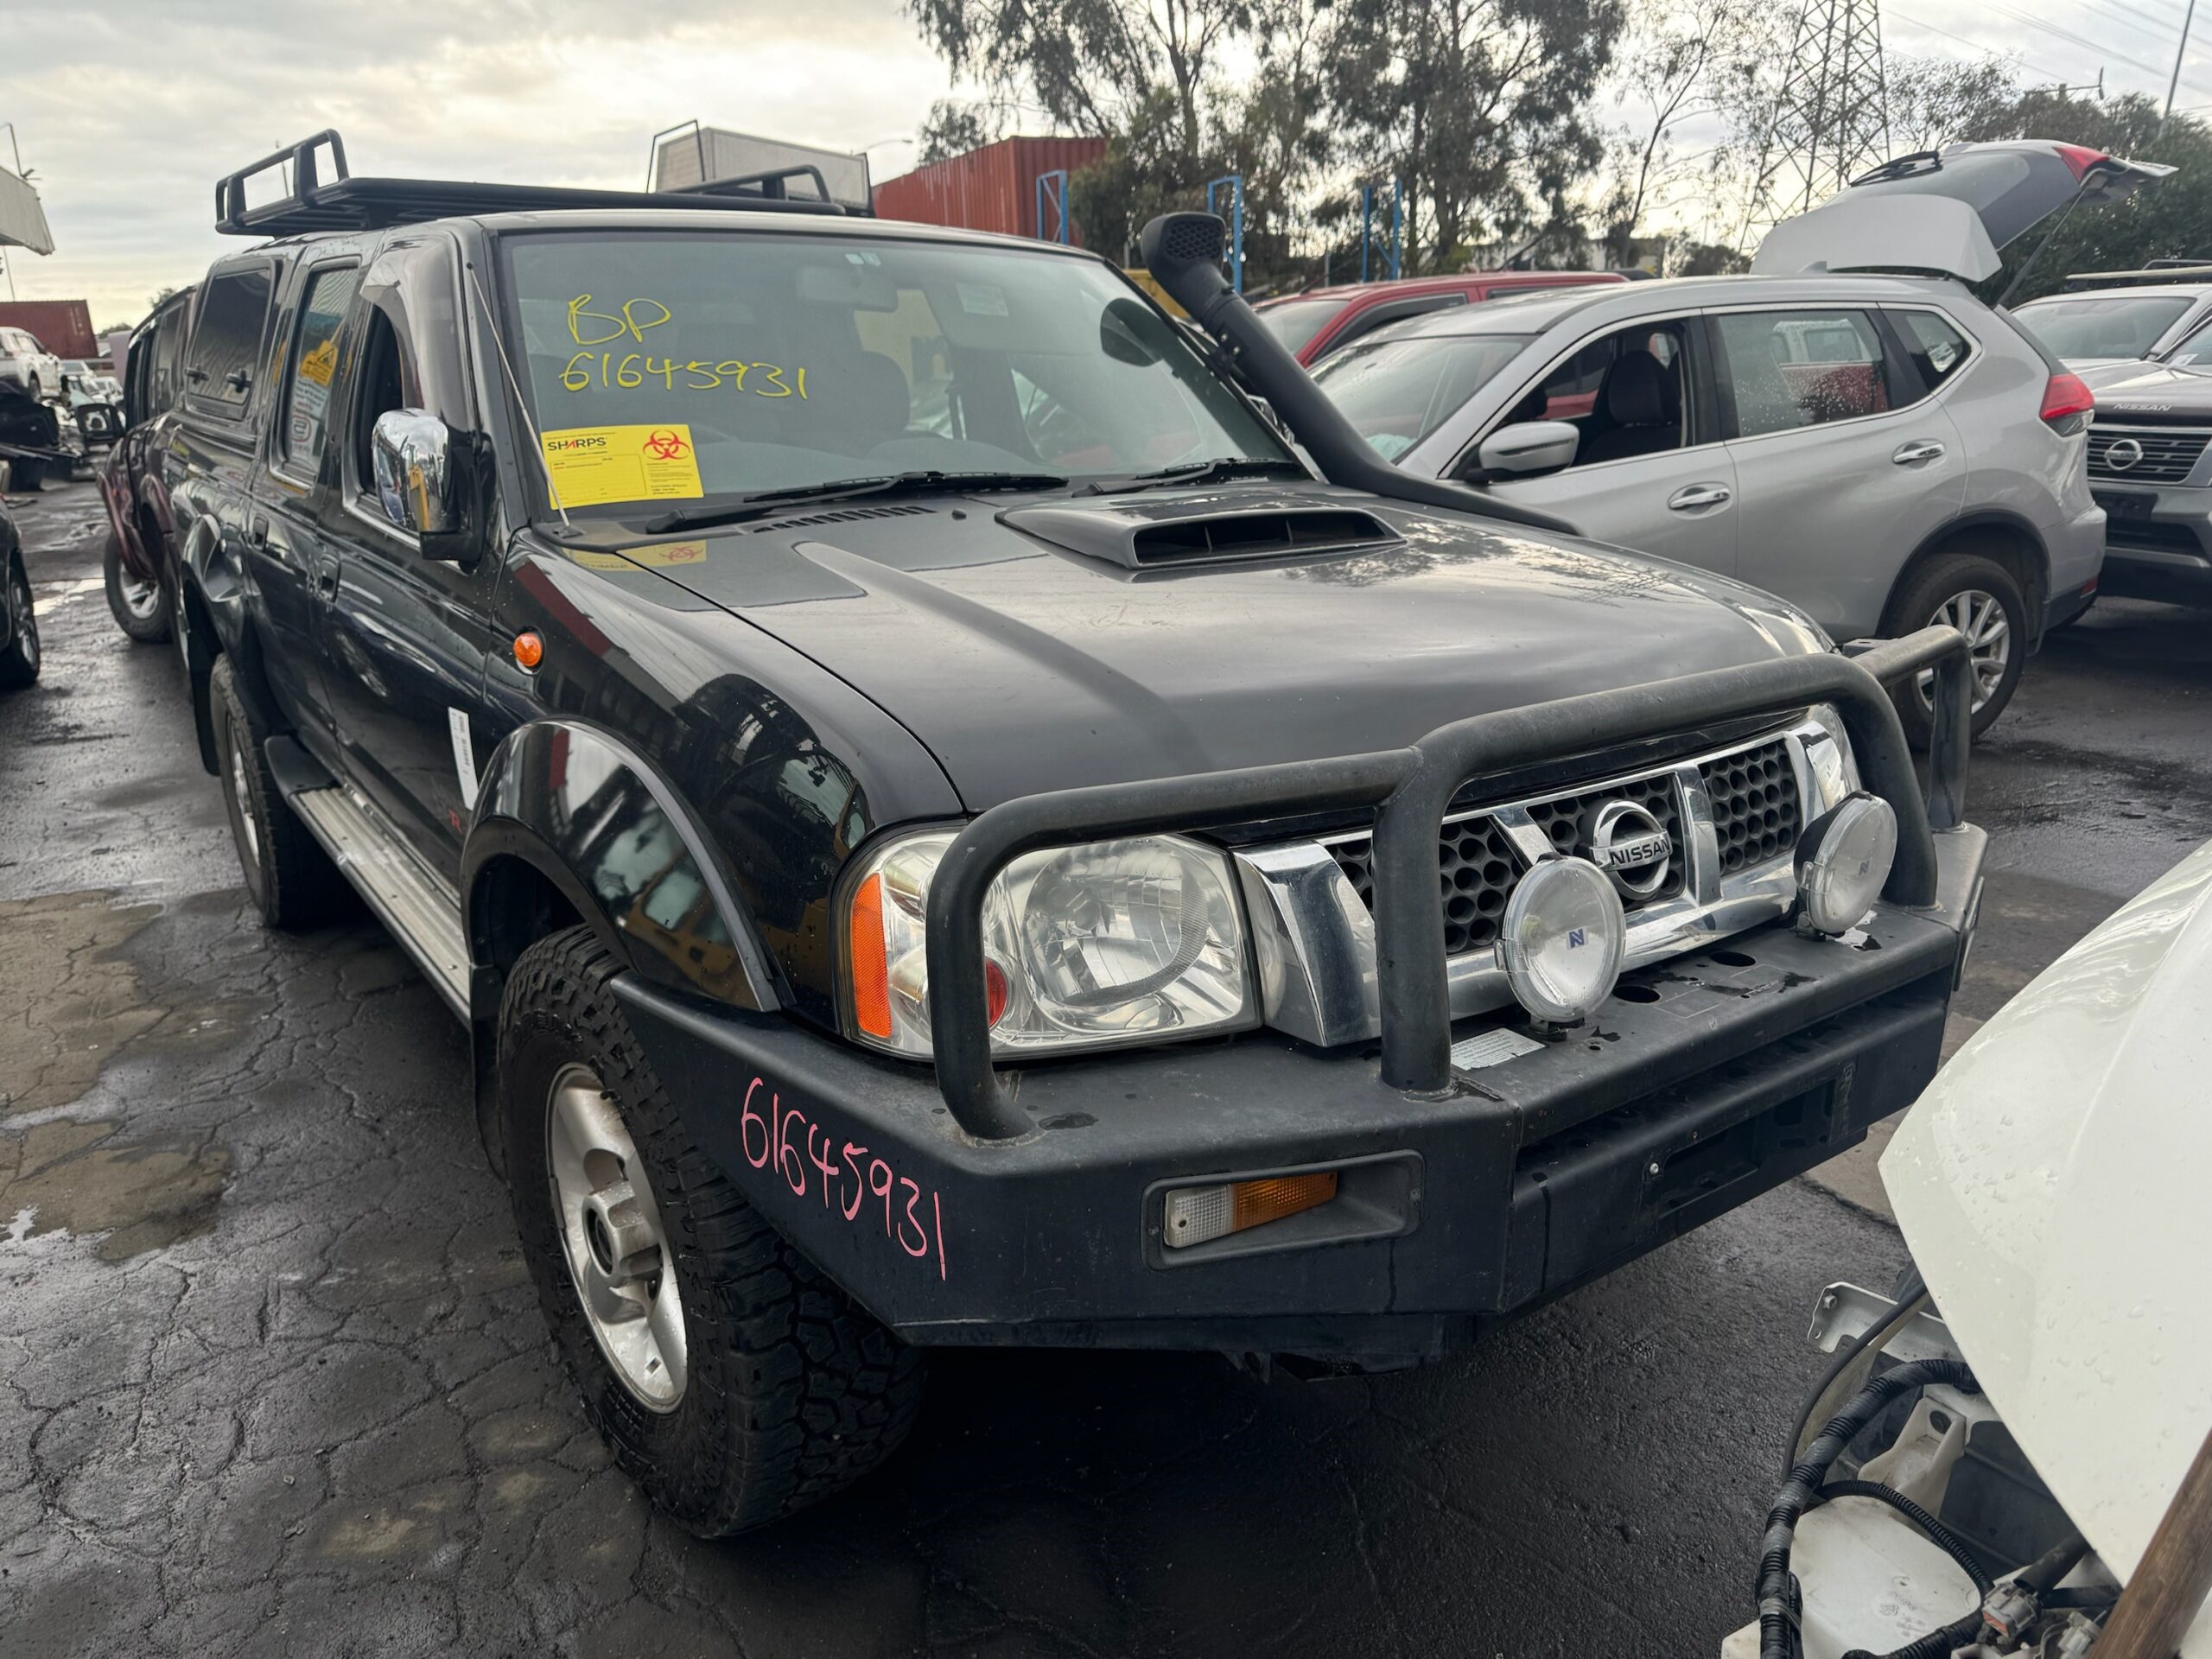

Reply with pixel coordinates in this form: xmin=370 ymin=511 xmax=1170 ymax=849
xmin=559 ymin=294 xmax=810 ymax=399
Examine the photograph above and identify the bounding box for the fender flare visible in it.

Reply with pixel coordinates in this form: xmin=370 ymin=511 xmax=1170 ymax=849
xmin=460 ymin=718 xmax=784 ymax=1176
xmin=461 ymin=715 xmax=782 ymax=1020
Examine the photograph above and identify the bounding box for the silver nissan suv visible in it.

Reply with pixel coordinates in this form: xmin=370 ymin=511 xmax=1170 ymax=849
xmin=1312 ymin=141 xmax=2169 ymax=736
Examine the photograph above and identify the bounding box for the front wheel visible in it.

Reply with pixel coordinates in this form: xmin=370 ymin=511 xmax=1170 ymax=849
xmin=1885 ymin=552 xmax=2028 ymax=744
xmin=0 ymin=556 xmax=40 ymax=690
xmin=103 ymin=530 xmax=173 ymax=643
xmin=499 ymin=927 xmax=926 ymax=1535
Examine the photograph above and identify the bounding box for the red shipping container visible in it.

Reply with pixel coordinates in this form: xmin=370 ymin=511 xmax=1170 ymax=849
xmin=0 ymin=300 xmax=98 ymax=361
xmin=871 ymin=137 xmax=1109 ymax=247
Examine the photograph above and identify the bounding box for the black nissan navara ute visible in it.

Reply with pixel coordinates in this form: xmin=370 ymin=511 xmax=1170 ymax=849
xmin=162 ymin=132 xmax=1986 ymax=1535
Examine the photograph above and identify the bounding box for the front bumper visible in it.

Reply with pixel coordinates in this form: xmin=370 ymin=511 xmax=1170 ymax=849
xmin=2089 ymin=481 xmax=2212 ymax=604
xmin=615 ymin=826 xmax=1983 ymax=1360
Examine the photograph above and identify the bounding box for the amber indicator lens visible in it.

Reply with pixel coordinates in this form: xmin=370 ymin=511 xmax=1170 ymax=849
xmin=1162 ymin=1170 xmax=1339 ymax=1249
xmin=512 ymin=632 xmax=544 ymax=670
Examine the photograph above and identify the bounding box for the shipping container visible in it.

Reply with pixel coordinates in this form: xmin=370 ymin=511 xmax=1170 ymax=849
xmin=871 ymin=137 xmax=1109 ymax=247
xmin=0 ymin=300 xmax=97 ymax=361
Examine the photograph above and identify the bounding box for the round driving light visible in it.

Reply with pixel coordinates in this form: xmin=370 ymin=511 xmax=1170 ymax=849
xmin=1795 ymin=792 xmax=1897 ymax=935
xmin=1499 ymin=856 xmax=1627 ymax=1026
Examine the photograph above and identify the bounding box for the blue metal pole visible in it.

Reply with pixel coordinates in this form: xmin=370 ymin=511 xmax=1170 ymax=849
xmin=1034 ymin=170 xmax=1070 ymax=243
xmin=1359 ymin=183 xmax=1374 ymax=282
xmin=1390 ymin=178 xmax=1403 ymax=279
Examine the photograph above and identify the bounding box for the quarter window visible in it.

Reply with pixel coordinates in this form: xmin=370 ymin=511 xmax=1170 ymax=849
xmin=183 ymin=265 xmax=275 ymax=417
xmin=1716 ymin=309 xmax=1891 ymax=437
xmin=279 ymin=265 xmax=361 ymax=471
xmin=1891 ymin=309 xmax=1971 ymax=389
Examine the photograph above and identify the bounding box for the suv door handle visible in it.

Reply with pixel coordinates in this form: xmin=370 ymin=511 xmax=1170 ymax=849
xmin=1892 ymin=440 xmax=1946 ymax=464
xmin=1667 ymin=483 xmax=1732 ymax=511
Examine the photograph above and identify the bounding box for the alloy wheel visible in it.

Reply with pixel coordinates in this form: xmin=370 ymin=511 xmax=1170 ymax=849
xmin=545 ymin=1062 xmax=689 ymax=1412
xmin=118 ymin=568 xmax=162 ymax=621
xmin=6 ymin=569 xmax=34 ymax=672
xmin=1916 ymin=588 xmax=2011 ymax=713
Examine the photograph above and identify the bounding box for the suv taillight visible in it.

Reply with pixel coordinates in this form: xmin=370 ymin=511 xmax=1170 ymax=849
xmin=2041 ymin=371 xmax=2094 ymax=435
xmin=2055 ymin=143 xmax=2113 ymax=181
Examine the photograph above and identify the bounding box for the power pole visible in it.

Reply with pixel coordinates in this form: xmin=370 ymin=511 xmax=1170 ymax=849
xmin=2164 ymin=0 xmax=2198 ymax=130
xmin=1742 ymin=0 xmax=1892 ymax=240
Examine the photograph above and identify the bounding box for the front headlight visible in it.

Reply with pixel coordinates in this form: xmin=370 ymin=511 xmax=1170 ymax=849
xmin=842 ymin=830 xmax=1255 ymax=1058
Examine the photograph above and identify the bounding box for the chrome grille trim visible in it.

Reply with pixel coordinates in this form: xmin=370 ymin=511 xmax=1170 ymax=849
xmin=1234 ymin=718 xmax=1834 ymax=1044
xmin=2087 ymin=424 xmax=2212 ymax=486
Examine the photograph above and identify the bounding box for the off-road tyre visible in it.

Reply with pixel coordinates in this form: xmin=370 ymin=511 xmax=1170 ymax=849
xmin=499 ymin=926 xmax=926 ymax=1536
xmin=1883 ymin=551 xmax=2029 ymax=746
xmin=0 ymin=556 xmax=39 ymax=690
xmin=209 ymin=655 xmax=347 ymax=927
xmin=103 ymin=529 xmax=174 ymax=643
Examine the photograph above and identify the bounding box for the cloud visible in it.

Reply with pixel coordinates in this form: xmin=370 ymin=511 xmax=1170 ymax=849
xmin=0 ymin=0 xmax=951 ymax=326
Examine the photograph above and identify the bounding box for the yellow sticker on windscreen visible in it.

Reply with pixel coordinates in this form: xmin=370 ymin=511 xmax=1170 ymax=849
xmin=541 ymin=424 xmax=704 ymax=509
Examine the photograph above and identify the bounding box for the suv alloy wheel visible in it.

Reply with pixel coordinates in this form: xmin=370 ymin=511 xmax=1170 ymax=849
xmin=1885 ymin=550 xmax=2029 ymax=742
xmin=499 ymin=927 xmax=926 ymax=1536
xmin=103 ymin=529 xmax=174 ymax=644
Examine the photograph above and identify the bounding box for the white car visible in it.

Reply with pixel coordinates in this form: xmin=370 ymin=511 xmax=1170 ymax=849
xmin=1723 ymin=840 xmax=2212 ymax=1657
xmin=2012 ymin=280 xmax=2212 ymax=368
xmin=0 ymin=326 xmax=63 ymax=401
xmin=1310 ymin=141 xmax=2169 ymax=740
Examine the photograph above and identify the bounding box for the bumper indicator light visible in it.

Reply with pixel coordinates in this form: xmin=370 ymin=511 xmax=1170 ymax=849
xmin=1163 ymin=1170 xmax=1339 ymax=1249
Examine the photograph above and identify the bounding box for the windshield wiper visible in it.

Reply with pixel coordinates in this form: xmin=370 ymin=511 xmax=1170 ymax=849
xmin=1078 ymin=455 xmax=1311 ymax=496
xmin=645 ymin=470 xmax=1069 ymax=534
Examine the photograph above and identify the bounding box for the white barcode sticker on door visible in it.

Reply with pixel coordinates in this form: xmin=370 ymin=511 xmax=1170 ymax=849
xmin=448 ymin=708 xmax=480 ymax=810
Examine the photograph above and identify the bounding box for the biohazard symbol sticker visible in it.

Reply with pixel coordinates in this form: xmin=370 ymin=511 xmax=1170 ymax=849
xmin=538 ymin=423 xmax=705 ymax=509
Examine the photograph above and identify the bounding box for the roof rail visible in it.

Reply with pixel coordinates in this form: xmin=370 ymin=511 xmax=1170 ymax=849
xmin=214 ymin=130 xmax=857 ymax=238
xmin=2063 ymin=264 xmax=2212 ymax=289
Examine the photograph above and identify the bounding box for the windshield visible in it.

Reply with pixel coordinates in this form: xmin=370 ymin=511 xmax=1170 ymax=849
xmin=2014 ymin=295 xmax=2195 ymax=360
xmin=1312 ymin=333 xmax=1533 ymax=460
xmin=501 ymin=231 xmax=1287 ymax=518
xmin=1255 ymin=297 xmax=1345 ymax=356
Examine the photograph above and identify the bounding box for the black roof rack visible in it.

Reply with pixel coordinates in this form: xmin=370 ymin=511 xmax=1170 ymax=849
xmin=214 ymin=130 xmax=857 ymax=238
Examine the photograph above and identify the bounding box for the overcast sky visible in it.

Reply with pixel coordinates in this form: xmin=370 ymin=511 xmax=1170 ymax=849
xmin=0 ymin=0 xmax=2204 ymax=327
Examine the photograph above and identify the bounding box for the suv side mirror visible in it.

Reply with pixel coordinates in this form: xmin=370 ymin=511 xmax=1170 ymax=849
xmin=372 ymin=408 xmax=479 ymax=562
xmin=1476 ymin=420 xmax=1580 ymax=479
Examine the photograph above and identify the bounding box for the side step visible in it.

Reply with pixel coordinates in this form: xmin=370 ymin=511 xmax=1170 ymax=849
xmin=288 ymin=784 xmax=471 ymax=1019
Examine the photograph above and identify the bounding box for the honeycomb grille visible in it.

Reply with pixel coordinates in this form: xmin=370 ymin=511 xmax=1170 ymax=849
xmin=1325 ymin=771 xmax=1689 ymax=956
xmin=1699 ymin=739 xmax=1800 ymax=872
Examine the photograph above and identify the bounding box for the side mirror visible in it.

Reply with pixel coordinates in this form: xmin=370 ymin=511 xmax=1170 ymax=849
xmin=1477 ymin=420 xmax=1580 ymax=479
xmin=371 ymin=408 xmax=477 ymax=561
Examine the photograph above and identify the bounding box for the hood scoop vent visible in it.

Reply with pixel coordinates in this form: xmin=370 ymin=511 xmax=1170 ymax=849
xmin=1004 ymin=497 xmax=1402 ymax=571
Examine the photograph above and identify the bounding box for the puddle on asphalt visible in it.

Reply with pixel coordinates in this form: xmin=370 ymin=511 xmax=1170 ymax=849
xmin=0 ymin=890 xmax=167 ymax=1117
xmin=0 ymin=1117 xmax=230 ymax=1260
xmin=0 ymin=889 xmax=247 ymax=1257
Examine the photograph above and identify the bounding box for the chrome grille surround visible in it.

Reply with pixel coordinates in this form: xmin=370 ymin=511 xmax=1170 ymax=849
xmin=1234 ymin=717 xmax=1841 ymax=1046
xmin=2087 ymin=424 xmax=2212 ymax=486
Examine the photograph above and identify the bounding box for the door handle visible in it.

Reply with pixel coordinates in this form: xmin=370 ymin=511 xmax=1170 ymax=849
xmin=1667 ymin=483 xmax=1732 ymax=512
xmin=1891 ymin=440 xmax=1946 ymax=464
xmin=315 ymin=563 xmax=341 ymax=600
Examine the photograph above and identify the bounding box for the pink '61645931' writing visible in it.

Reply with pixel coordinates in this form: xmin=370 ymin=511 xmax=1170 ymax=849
xmin=741 ymin=1077 xmax=948 ymax=1281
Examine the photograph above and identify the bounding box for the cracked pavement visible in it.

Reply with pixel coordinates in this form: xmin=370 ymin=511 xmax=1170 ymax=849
xmin=2 ymin=478 xmax=2206 ymax=1656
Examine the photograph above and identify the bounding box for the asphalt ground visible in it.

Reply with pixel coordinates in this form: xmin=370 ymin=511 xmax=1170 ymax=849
xmin=1 ymin=477 xmax=2204 ymax=1658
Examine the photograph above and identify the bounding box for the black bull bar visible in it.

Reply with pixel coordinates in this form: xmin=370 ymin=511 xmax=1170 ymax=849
xmin=925 ymin=628 xmax=1973 ymax=1141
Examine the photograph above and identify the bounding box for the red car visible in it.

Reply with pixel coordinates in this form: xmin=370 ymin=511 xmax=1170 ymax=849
xmin=99 ymin=285 xmax=194 ymax=644
xmin=1255 ymin=271 xmax=1633 ymax=365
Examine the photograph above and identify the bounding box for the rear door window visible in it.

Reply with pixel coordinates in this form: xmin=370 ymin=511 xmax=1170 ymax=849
xmin=1714 ymin=309 xmax=1895 ymax=437
xmin=1891 ymin=309 xmax=1974 ymax=391
xmin=277 ymin=264 xmax=361 ymax=474
xmin=183 ymin=264 xmax=276 ymax=419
